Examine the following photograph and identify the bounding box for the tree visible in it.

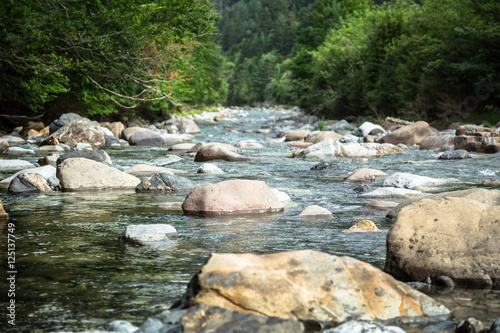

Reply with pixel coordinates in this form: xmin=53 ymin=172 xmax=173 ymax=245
xmin=0 ymin=0 xmax=225 ymax=116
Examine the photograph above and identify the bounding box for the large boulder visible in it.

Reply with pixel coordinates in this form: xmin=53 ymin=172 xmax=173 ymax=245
xmin=173 ymin=250 xmax=450 ymax=329
xmin=122 ymin=127 xmax=150 ymax=141
xmin=194 ymin=143 xmax=251 ymax=162
xmin=182 ymin=180 xmax=284 ymax=215
xmin=57 ymin=158 xmax=140 ymax=191
xmin=44 ymin=118 xmax=106 ymax=149
xmin=454 ymin=125 xmax=500 ymax=153
xmin=129 ymin=130 xmax=164 ymax=147
xmin=419 ymin=134 xmax=455 ymax=150
xmin=386 ymin=188 xmax=500 ymax=219
xmin=384 ymin=197 xmax=500 ymax=288
xmin=378 ymin=121 xmax=433 ymax=146
xmin=49 ymin=113 xmax=83 ymax=134
xmin=135 ymin=172 xmax=198 ymax=194
xmin=8 ymin=172 xmax=53 ymax=194
xmin=305 ymin=131 xmax=343 ymax=144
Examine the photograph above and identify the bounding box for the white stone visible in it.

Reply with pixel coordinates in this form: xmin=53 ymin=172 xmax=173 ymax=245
xmin=271 ymin=189 xmax=292 ymax=204
xmin=358 ymin=187 xmax=424 ymax=199
xmin=75 ymin=142 xmax=93 ymax=151
xmin=0 ymin=160 xmax=35 ymax=172
xmin=383 ymin=172 xmax=447 ymax=190
xmin=197 ymin=163 xmax=224 ymax=174
xmin=299 ymin=205 xmax=333 ymax=216
xmin=6 ymin=147 xmax=35 ymax=155
xmin=358 ymin=122 xmax=386 ymax=137
xmin=119 ymin=224 xmax=177 ymax=245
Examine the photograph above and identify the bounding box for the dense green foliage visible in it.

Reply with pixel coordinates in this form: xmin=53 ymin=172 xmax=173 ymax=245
xmin=0 ymin=0 xmax=227 ymax=116
xmin=216 ymin=0 xmax=500 ymax=122
xmin=2 ymin=0 xmax=499 ymax=121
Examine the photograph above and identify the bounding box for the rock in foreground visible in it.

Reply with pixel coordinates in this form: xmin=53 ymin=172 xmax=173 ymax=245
xmin=182 ymin=179 xmax=284 ymax=215
xmin=385 ymin=197 xmax=500 ymax=288
xmin=173 ymin=250 xmax=450 ymax=329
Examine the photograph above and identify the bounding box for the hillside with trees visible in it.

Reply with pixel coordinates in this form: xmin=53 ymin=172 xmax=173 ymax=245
xmin=1 ymin=0 xmax=498 ymax=124
xmin=0 ymin=0 xmax=227 ymax=119
xmin=216 ymin=0 xmax=500 ymax=123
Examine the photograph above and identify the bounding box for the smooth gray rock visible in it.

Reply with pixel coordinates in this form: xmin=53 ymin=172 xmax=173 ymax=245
xmin=129 ymin=131 xmax=164 ymax=147
xmin=57 ymin=149 xmax=113 ymax=166
xmin=0 ymin=135 xmax=26 ymax=146
xmin=57 ymin=158 xmax=140 ymax=191
xmin=0 ymin=160 xmax=36 ymax=172
xmin=6 ymin=147 xmax=35 ymax=155
xmin=49 ymin=112 xmax=83 ymax=134
xmin=135 ymin=172 xmax=198 ymax=194
xmin=438 ymin=149 xmax=471 ymax=160
xmin=119 ymin=224 xmax=177 ymax=246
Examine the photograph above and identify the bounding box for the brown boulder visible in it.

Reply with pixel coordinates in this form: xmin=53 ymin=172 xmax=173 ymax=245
xmin=344 ymin=220 xmax=380 ymax=232
xmin=305 ymin=131 xmax=343 ymax=144
xmin=283 ymin=130 xmax=310 ymax=141
xmin=103 ymin=121 xmax=125 ymax=139
xmin=194 ymin=143 xmax=251 ymax=162
xmin=454 ymin=125 xmax=500 ymax=153
xmin=384 ymin=197 xmax=500 ymax=288
xmin=378 ymin=121 xmax=433 ymax=146
xmin=419 ymin=134 xmax=455 ymax=150
xmin=182 ymin=180 xmax=284 ymax=215
xmin=175 ymin=250 xmax=450 ymax=328
xmin=343 ymin=168 xmax=389 ymax=183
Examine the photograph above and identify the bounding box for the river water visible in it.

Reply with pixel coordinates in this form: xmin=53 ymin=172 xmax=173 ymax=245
xmin=0 ymin=108 xmax=499 ymax=332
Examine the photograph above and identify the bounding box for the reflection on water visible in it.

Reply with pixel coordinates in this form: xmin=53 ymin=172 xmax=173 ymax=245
xmin=1 ymin=109 xmax=499 ymax=332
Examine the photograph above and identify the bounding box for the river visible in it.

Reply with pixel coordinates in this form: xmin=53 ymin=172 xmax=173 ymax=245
xmin=1 ymin=107 xmax=499 ymax=332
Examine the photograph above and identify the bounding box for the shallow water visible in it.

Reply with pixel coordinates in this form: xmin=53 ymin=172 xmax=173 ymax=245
xmin=0 ymin=108 xmax=499 ymax=332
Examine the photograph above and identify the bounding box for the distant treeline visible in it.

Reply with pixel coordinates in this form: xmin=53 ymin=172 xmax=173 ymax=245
xmin=215 ymin=0 xmax=500 ymax=123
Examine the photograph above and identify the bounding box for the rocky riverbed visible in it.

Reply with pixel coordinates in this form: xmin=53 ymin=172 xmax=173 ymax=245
xmin=0 ymin=107 xmax=499 ymax=333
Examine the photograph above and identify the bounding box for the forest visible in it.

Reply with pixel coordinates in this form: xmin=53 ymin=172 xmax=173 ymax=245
xmin=1 ymin=0 xmax=499 ymax=124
